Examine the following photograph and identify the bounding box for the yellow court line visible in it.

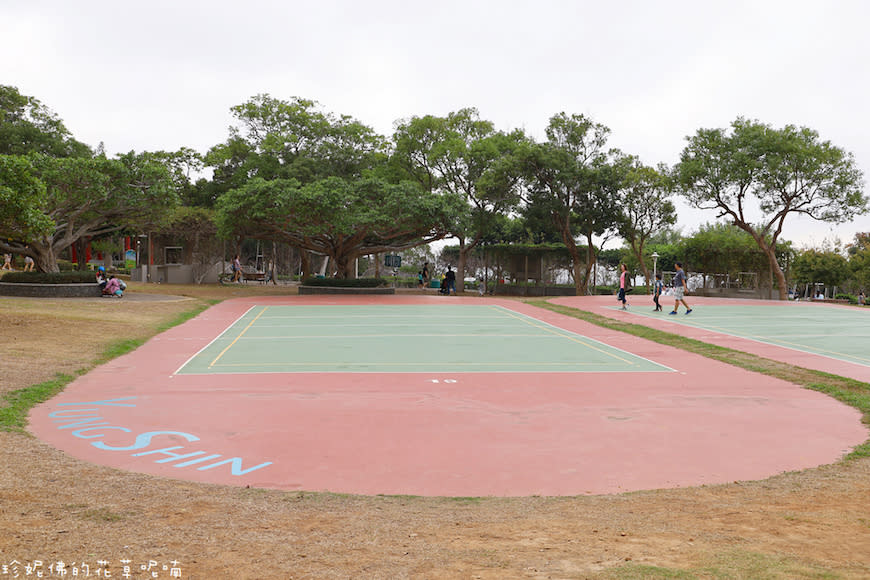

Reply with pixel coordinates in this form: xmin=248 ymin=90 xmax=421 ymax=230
xmin=492 ymin=306 xmax=636 ymax=365
xmin=209 ymin=306 xmax=269 ymax=368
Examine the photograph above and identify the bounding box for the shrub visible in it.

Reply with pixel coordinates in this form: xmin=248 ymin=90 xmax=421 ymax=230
xmin=1 ymin=271 xmax=97 ymax=284
xmin=835 ymin=293 xmax=857 ymax=304
xmin=301 ymin=277 xmax=388 ymax=288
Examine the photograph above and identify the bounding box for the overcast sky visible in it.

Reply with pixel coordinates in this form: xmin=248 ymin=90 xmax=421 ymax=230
xmin=3 ymin=0 xmax=869 ymax=249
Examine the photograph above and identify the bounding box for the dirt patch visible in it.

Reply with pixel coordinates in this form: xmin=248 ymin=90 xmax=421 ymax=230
xmin=2 ymin=284 xmax=870 ymax=578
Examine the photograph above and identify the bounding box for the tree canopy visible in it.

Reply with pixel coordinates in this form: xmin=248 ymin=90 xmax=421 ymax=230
xmin=0 ymin=152 xmax=178 ymax=271
xmin=617 ymin=159 xmax=676 ymax=289
xmin=0 ymin=85 xmax=91 ymax=158
xmin=216 ymin=176 xmax=462 ymax=277
xmin=521 ymin=113 xmax=624 ymax=294
xmin=392 ymin=108 xmax=526 ymax=289
xmin=3 ymin=85 xmax=866 ymax=289
xmin=674 ymin=117 xmax=866 ymax=299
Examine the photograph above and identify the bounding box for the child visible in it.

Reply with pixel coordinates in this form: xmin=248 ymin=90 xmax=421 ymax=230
xmin=95 ymin=266 xmax=107 ymax=292
xmin=653 ymin=272 xmax=664 ymax=311
xmin=103 ymin=275 xmax=124 ymax=298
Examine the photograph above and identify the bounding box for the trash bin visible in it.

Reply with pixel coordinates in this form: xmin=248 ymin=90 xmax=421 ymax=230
xmin=430 ymin=280 xmax=441 ymax=288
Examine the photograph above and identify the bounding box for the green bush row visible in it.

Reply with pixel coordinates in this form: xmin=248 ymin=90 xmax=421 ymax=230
xmin=1 ymin=271 xmax=97 ymax=284
xmin=301 ymin=277 xmax=388 ymax=288
xmin=834 ymin=293 xmax=867 ymax=305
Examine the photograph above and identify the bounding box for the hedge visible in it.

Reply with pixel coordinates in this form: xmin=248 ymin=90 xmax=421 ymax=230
xmin=301 ymin=277 xmax=388 ymax=288
xmin=1 ymin=271 xmax=97 ymax=284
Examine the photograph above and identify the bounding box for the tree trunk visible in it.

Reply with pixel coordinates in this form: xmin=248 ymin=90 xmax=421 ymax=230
xmin=762 ymin=245 xmax=788 ymax=300
xmin=584 ymin=234 xmax=597 ymax=295
xmin=33 ymin=243 xmax=60 ymax=273
xmin=563 ymin=233 xmax=585 ymax=295
xmin=334 ymin=253 xmax=355 ymax=279
xmin=270 ymin=241 xmax=278 ymax=284
xmin=456 ymin=239 xmax=467 ymax=292
xmin=74 ymin=238 xmax=88 ymax=270
xmin=299 ymin=250 xmax=311 ymax=279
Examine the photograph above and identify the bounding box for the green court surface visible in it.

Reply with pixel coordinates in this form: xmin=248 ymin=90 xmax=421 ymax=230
xmin=177 ymin=304 xmax=672 ymax=374
xmin=620 ymin=304 xmax=870 ymax=367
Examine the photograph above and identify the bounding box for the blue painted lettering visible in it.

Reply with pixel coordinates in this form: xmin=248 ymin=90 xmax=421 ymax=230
xmin=48 ymin=403 xmax=272 ymax=477
xmin=55 ymin=417 xmax=109 ymax=430
xmin=49 ymin=409 xmax=101 ymax=418
xmin=91 ymin=430 xmax=199 ymax=451
xmin=72 ymin=426 xmax=131 ymax=439
xmin=172 ymin=454 xmax=222 ymax=468
xmin=132 ymin=447 xmax=209 ymax=464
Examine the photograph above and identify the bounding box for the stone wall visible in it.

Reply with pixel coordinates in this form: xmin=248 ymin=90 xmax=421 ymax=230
xmin=298 ymin=286 xmax=395 ymax=295
xmin=0 ymin=282 xmax=102 ymax=298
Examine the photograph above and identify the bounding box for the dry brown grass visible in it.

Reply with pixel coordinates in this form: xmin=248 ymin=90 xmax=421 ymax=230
xmin=2 ymin=283 xmax=870 ymax=579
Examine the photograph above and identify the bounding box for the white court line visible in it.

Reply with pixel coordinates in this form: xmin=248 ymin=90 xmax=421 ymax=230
xmin=617 ymin=307 xmax=870 ymax=367
xmin=180 ymin=304 xmax=676 ymax=374
xmin=173 ymin=305 xmax=258 ymax=375
xmin=210 ymin=333 xmax=579 ymax=340
xmin=493 ymin=305 xmax=677 ymax=372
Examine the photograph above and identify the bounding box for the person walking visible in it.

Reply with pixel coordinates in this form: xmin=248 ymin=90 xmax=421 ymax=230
xmin=422 ymin=262 xmax=430 ymax=286
xmin=669 ymin=262 xmax=692 ymax=315
xmin=231 ymin=254 xmax=242 ymax=283
xmin=653 ymin=272 xmax=664 ymax=311
xmin=617 ymin=263 xmax=629 ymax=310
xmin=444 ymin=266 xmax=457 ymax=295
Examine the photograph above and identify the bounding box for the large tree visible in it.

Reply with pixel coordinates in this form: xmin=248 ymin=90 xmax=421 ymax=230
xmin=0 ymin=152 xmax=178 ymax=271
xmin=207 ymin=95 xmax=391 ymax=275
xmin=617 ymin=159 xmax=677 ymax=290
xmin=393 ymin=109 xmax=525 ymax=290
xmin=674 ymin=117 xmax=866 ymax=300
xmin=521 ymin=113 xmax=623 ymax=294
xmin=0 ymin=85 xmax=91 ymax=158
xmin=0 ymin=155 xmax=53 ymax=245
xmin=215 ymin=176 xmax=462 ymax=278
xmin=207 ymin=94 xmax=386 ymax=189
xmin=792 ymin=248 xmax=850 ymax=298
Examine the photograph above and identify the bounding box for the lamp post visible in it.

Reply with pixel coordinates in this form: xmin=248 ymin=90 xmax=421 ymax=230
xmin=651 ymin=251 xmax=660 ymax=283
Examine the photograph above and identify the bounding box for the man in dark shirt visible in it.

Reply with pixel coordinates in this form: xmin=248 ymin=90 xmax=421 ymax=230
xmin=669 ymin=261 xmax=692 ymax=315
xmin=445 ymin=266 xmax=457 ymax=295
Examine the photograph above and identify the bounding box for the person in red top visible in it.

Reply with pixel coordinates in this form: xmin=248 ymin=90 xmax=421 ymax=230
xmin=618 ymin=263 xmax=629 ymax=310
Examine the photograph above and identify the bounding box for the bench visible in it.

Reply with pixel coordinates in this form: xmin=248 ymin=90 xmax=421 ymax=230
xmin=240 ymin=267 xmax=271 ymax=284
xmin=219 ymin=268 xmax=271 ymax=285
